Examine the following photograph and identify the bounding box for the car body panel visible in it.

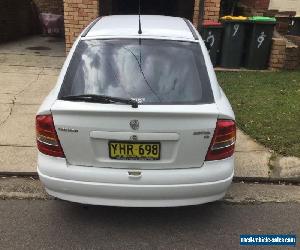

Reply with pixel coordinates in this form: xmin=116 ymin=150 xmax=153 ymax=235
xmin=38 ymin=153 xmax=234 ymax=185
xmin=39 ymin=171 xmax=233 ymax=207
xmin=86 ymin=15 xmax=195 ymax=41
xmin=38 ymin=153 xmax=234 ymax=207
xmin=51 ymin=101 xmax=219 ymax=169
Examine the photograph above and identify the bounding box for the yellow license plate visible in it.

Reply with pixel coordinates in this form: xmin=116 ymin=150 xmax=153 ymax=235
xmin=109 ymin=141 xmax=161 ymax=160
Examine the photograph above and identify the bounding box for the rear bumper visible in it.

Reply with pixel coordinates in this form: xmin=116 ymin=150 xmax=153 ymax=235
xmin=37 ymin=153 xmax=234 ymax=207
xmin=38 ymin=170 xmax=233 ymax=207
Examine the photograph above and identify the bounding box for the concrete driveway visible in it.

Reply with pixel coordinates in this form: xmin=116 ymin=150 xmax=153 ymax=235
xmin=0 ymin=36 xmax=65 ymax=173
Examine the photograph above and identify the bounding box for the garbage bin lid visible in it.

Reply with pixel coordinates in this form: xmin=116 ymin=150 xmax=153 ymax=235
xmin=203 ymin=20 xmax=222 ymax=27
xmin=249 ymin=16 xmax=276 ymax=23
xmin=220 ymin=16 xmax=248 ymax=21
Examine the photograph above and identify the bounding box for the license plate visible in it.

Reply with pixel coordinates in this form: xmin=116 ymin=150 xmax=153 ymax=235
xmin=109 ymin=141 xmax=160 ymax=161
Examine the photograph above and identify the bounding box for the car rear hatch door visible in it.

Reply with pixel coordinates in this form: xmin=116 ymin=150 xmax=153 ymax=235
xmin=51 ymin=100 xmax=219 ymax=170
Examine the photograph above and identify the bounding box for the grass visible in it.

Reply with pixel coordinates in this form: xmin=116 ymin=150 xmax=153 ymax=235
xmin=216 ymin=70 xmax=300 ymax=158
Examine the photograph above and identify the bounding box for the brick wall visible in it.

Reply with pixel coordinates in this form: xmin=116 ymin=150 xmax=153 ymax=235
xmin=239 ymin=0 xmax=270 ymax=10
xmin=269 ymin=38 xmax=286 ymax=69
xmin=285 ymin=46 xmax=299 ymax=70
xmin=193 ymin=0 xmax=221 ymax=26
xmin=33 ymin=0 xmax=64 ymax=15
xmin=269 ymin=37 xmax=300 ymax=70
xmin=193 ymin=0 xmax=201 ymax=27
xmin=204 ymin=0 xmax=221 ymax=22
xmin=64 ymin=0 xmax=99 ymax=51
xmin=285 ymin=35 xmax=300 ymax=69
xmin=0 ymin=0 xmax=37 ymax=43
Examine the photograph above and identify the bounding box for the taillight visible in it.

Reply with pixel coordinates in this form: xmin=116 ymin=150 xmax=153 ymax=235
xmin=205 ymin=120 xmax=236 ymax=161
xmin=36 ymin=115 xmax=65 ymax=158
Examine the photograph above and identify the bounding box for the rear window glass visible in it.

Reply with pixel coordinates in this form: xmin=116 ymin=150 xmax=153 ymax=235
xmin=59 ymin=39 xmax=214 ymax=104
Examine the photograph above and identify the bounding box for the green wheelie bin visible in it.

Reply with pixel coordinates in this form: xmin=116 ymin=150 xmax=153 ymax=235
xmin=244 ymin=16 xmax=276 ymax=70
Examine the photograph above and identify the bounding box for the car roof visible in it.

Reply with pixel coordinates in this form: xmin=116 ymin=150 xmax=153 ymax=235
xmin=84 ymin=15 xmax=197 ymax=41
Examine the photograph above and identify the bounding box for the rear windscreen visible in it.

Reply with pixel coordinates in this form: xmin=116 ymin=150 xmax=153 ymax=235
xmin=59 ymin=39 xmax=214 ymax=104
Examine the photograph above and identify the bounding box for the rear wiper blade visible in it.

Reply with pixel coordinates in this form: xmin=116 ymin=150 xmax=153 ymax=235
xmin=60 ymin=94 xmax=138 ymax=108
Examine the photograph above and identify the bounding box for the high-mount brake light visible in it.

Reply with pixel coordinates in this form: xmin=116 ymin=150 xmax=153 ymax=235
xmin=36 ymin=115 xmax=65 ymax=158
xmin=205 ymin=120 xmax=236 ymax=161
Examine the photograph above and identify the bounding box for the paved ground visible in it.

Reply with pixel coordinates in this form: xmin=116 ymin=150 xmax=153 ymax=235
xmin=235 ymin=128 xmax=300 ymax=180
xmin=0 ymin=36 xmax=65 ymax=173
xmin=0 ymin=199 xmax=298 ymax=250
xmin=1 ymin=177 xmax=299 ymax=249
xmin=0 ymin=35 xmax=299 ymax=180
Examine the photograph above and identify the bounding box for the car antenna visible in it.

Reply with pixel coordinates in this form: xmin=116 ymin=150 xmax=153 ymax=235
xmin=138 ymin=0 xmax=142 ymax=34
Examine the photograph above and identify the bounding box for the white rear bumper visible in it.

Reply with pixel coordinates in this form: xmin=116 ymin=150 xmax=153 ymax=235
xmin=37 ymin=153 xmax=234 ymax=207
xmin=38 ymin=170 xmax=233 ymax=207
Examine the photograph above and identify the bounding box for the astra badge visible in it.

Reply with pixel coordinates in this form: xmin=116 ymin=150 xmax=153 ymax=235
xmin=130 ymin=120 xmax=139 ymax=130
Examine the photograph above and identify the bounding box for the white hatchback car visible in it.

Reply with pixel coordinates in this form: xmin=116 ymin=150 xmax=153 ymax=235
xmin=37 ymin=15 xmax=236 ymax=207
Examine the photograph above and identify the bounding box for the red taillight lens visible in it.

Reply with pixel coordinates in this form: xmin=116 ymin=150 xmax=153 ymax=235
xmin=205 ymin=120 xmax=236 ymax=161
xmin=36 ymin=115 xmax=65 ymax=158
